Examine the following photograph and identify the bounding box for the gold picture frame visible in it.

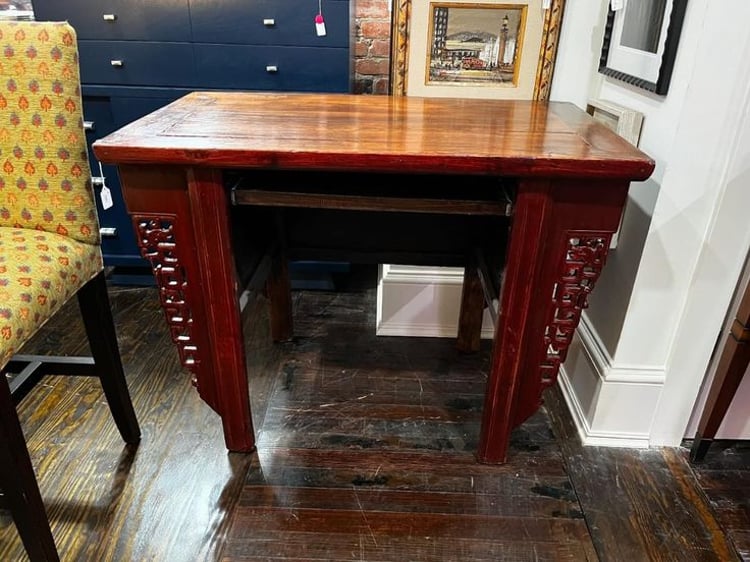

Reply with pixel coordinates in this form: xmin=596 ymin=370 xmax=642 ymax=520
xmin=391 ymin=0 xmax=565 ymax=100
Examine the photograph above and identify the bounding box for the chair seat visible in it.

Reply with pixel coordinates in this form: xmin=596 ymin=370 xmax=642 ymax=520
xmin=0 ymin=227 xmax=103 ymax=369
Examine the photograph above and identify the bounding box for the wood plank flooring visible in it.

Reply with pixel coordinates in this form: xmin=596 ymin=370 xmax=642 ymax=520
xmin=0 ymin=269 xmax=745 ymax=561
xmin=689 ymin=442 xmax=750 ymax=560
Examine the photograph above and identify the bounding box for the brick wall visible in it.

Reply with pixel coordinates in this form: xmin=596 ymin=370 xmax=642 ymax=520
xmin=352 ymin=0 xmax=392 ymax=94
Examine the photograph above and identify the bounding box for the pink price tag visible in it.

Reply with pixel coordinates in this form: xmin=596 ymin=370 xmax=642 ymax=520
xmin=315 ymin=14 xmax=327 ymax=36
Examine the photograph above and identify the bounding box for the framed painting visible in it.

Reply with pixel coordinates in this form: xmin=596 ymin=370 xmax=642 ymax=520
xmin=598 ymin=0 xmax=688 ymax=95
xmin=391 ymin=0 xmax=565 ymax=100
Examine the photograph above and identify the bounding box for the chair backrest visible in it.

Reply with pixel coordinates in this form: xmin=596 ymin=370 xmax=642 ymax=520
xmin=0 ymin=20 xmax=99 ymax=246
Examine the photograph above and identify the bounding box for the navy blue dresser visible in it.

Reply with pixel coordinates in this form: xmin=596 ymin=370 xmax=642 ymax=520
xmin=32 ymin=0 xmax=352 ymax=280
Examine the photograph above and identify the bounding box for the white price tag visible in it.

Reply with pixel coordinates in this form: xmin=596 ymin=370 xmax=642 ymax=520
xmin=611 ymin=0 xmax=624 ymax=10
xmin=542 ymin=0 xmax=551 ymax=9
xmin=100 ymin=185 xmax=113 ymax=209
xmin=315 ymin=14 xmax=326 ymax=36
xmin=96 ymin=162 xmax=114 ymax=210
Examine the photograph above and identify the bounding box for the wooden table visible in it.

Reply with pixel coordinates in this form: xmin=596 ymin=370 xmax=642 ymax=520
xmin=93 ymin=92 xmax=654 ymax=463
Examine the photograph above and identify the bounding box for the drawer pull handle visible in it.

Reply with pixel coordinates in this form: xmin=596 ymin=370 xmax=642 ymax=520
xmin=265 ymin=65 xmax=278 ymax=73
xmin=263 ymin=18 xmax=275 ymax=26
xmin=83 ymin=120 xmax=95 ymax=131
xmin=99 ymin=227 xmax=118 ymax=238
xmin=110 ymin=60 xmax=124 ymax=67
xmin=102 ymin=14 xmax=117 ymax=21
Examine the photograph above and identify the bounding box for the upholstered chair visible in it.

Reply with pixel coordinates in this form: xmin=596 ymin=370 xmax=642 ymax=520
xmin=0 ymin=20 xmax=140 ymax=561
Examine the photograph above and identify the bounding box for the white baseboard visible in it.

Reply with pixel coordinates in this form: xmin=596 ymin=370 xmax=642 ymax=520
xmin=556 ymin=313 xmax=665 ymax=448
xmin=576 ymin=314 xmax=665 ymax=384
xmin=376 ymin=321 xmax=489 ymax=339
xmin=557 ymin=367 xmax=650 ymax=448
xmin=376 ymin=264 xmax=494 ymax=339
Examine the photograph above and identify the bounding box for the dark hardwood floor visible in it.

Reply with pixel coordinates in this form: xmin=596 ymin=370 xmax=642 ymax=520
xmin=688 ymin=441 xmax=750 ymax=561
xmin=0 ymin=267 xmax=746 ymax=561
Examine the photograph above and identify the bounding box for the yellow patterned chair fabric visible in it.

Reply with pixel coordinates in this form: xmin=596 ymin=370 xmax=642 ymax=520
xmin=0 ymin=21 xmax=140 ymax=561
xmin=0 ymin=21 xmax=102 ymax=370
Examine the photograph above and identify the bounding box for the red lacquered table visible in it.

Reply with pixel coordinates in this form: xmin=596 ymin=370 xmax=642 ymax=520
xmin=93 ymin=92 xmax=654 ymax=463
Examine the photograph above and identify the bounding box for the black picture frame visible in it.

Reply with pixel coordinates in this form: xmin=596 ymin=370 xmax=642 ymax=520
xmin=598 ymin=0 xmax=688 ymax=95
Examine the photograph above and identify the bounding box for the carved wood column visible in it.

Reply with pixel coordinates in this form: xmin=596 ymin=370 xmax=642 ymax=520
xmin=134 ymin=216 xmax=200 ymax=378
xmin=120 ymin=165 xmax=256 ymax=453
xmin=477 ymin=178 xmax=629 ymax=463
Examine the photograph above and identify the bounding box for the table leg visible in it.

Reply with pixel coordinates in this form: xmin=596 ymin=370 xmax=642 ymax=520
xmin=122 ymin=165 xmax=256 ymax=453
xmin=477 ymin=179 xmax=628 ymax=463
xmin=267 ymin=250 xmax=294 ymax=342
xmin=188 ymin=168 xmax=256 ymax=451
xmin=456 ymin=265 xmax=484 ymax=353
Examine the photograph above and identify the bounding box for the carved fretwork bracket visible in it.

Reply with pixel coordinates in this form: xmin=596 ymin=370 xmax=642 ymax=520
xmin=540 ymin=232 xmax=611 ymax=389
xmin=134 ymin=215 xmax=200 ymax=384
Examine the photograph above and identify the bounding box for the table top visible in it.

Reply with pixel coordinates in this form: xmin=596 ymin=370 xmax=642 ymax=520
xmin=93 ymin=91 xmax=654 ymax=180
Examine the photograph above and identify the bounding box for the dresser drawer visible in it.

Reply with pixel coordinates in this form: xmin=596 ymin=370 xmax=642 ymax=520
xmin=82 ymin=93 xmax=185 ymax=266
xmin=82 ymin=96 xmax=118 ymax=143
xmin=194 ymin=45 xmax=350 ymax=92
xmin=190 ymin=0 xmax=350 ymax=48
xmin=32 ymin=0 xmax=192 ymax=42
xmin=78 ymin=41 xmax=195 ymax=88
xmin=80 ymin=96 xmax=140 ymax=263
xmin=109 ymin=94 xmax=185 ymax=129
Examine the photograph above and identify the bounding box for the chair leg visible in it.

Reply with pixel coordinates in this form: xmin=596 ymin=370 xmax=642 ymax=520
xmin=690 ymin=276 xmax=750 ymax=462
xmin=76 ymin=271 xmax=141 ymax=444
xmin=0 ymin=379 xmax=60 ymax=561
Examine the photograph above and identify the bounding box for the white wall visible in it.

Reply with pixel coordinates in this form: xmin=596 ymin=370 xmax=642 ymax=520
xmin=551 ymin=0 xmax=750 ymax=445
